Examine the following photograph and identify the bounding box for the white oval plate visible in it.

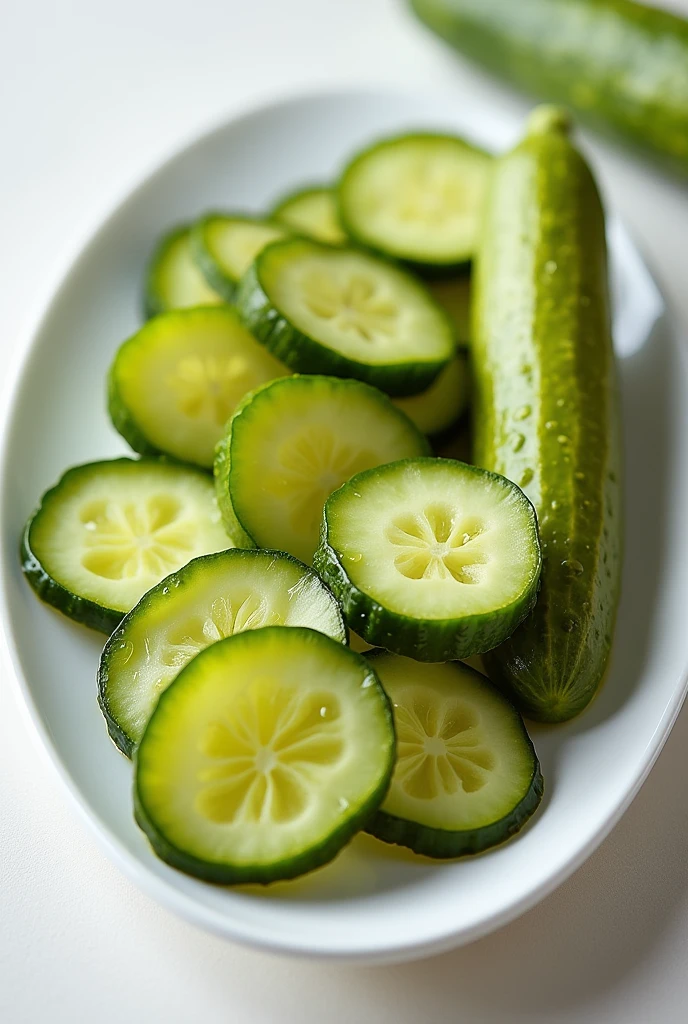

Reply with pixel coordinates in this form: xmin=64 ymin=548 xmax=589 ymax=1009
xmin=1 ymin=89 xmax=686 ymax=965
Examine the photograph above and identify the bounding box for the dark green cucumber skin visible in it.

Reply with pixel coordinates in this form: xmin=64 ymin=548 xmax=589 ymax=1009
xmin=98 ymin=548 xmax=348 ymax=758
xmin=143 ymin=224 xmax=190 ymax=320
xmin=472 ymin=110 xmax=621 ymax=723
xmin=189 ymin=213 xmax=240 ymax=303
xmin=368 ymin=764 xmax=543 ymax=858
xmin=134 ymin=627 xmax=395 ymax=885
xmin=313 ymin=458 xmax=541 ymax=663
xmin=107 ymin=360 xmax=161 ymax=462
xmin=410 ymin=0 xmax=688 ymax=178
xmin=235 ymin=241 xmax=451 ymax=398
xmin=20 ymin=458 xmax=160 ymax=635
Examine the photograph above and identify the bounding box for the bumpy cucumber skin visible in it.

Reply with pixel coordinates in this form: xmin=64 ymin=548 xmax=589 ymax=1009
xmin=133 ymin=627 xmax=395 ymax=885
xmin=190 ymin=213 xmax=287 ymax=303
xmin=235 ymin=239 xmax=453 ymax=398
xmin=338 ymin=133 xmax=493 ymax=276
xmin=314 ymin=458 xmax=541 ymax=663
xmin=98 ymin=548 xmax=348 ymax=758
xmin=410 ymin=0 xmax=688 ymax=178
xmin=472 ymin=109 xmax=621 ymax=723
xmin=20 ymin=457 xmax=192 ymax=635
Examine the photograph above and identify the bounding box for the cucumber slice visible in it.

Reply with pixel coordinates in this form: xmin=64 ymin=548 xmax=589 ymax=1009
xmin=108 ymin=306 xmax=288 ymax=469
xmin=21 ymin=458 xmax=231 ymax=633
xmin=393 ymin=351 xmax=469 ymax=437
xmin=99 ymin=548 xmax=346 ymax=757
xmin=144 ymin=225 xmax=222 ymax=319
xmin=237 ymin=237 xmax=454 ymax=397
xmin=314 ymin=457 xmax=541 ymax=662
xmin=214 ymin=375 xmax=430 ymax=563
xmin=339 ymin=133 xmax=492 ymax=273
xmin=366 ymin=654 xmax=543 ymax=858
xmin=134 ymin=626 xmax=395 ymax=884
xmin=190 ymin=214 xmax=288 ymax=302
xmin=427 ymin=275 xmax=471 ymax=344
xmin=272 ymin=185 xmax=347 ymax=245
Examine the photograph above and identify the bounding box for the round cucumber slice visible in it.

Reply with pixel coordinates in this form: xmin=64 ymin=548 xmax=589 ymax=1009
xmin=190 ymin=213 xmax=288 ymax=302
xmin=236 ymin=237 xmax=454 ymax=398
xmin=366 ymin=654 xmax=543 ymax=858
xmin=99 ymin=548 xmax=347 ymax=757
xmin=393 ymin=351 xmax=469 ymax=437
xmin=144 ymin=225 xmax=222 ymax=319
xmin=134 ymin=626 xmax=395 ymax=884
xmin=272 ymin=185 xmax=347 ymax=245
xmin=21 ymin=458 xmax=232 ymax=633
xmin=339 ymin=133 xmax=492 ymax=273
xmin=314 ymin=457 xmax=541 ymax=662
xmin=214 ymin=375 xmax=430 ymax=563
xmin=427 ymin=275 xmax=472 ymax=344
xmin=108 ymin=306 xmax=289 ymax=469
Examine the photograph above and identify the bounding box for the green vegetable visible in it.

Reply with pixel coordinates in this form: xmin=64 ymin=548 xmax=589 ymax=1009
xmin=272 ymin=185 xmax=347 ymax=244
xmin=214 ymin=375 xmax=430 ymax=563
xmin=21 ymin=458 xmax=232 ymax=633
xmin=108 ymin=306 xmax=288 ymax=469
xmin=98 ymin=548 xmax=346 ymax=757
xmin=236 ymin=236 xmax=455 ymax=397
xmin=410 ymin=0 xmax=688 ymax=178
xmin=427 ymin=275 xmax=471 ymax=344
xmin=143 ymin=225 xmax=222 ymax=319
xmin=314 ymin=457 xmax=541 ymax=662
xmin=392 ymin=350 xmax=469 ymax=437
xmin=339 ymin=133 xmax=492 ymax=273
xmin=472 ymin=106 xmax=621 ymax=722
xmin=134 ymin=626 xmax=395 ymax=884
xmin=190 ymin=214 xmax=288 ymax=302
xmin=366 ymin=654 xmax=543 ymax=857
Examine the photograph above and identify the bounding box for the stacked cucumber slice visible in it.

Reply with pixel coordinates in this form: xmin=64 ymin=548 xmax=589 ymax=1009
xmin=24 ymin=113 xmax=628 ymax=887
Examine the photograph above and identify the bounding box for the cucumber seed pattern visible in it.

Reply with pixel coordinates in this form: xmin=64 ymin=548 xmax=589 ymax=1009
xmin=195 ymin=678 xmax=344 ymax=824
xmin=162 ymin=595 xmax=282 ymax=669
xmin=302 ymin=270 xmax=398 ymax=343
xmin=387 ymin=503 xmax=488 ymax=584
xmin=167 ymin=355 xmax=252 ymax=426
xmin=80 ymin=496 xmax=194 ymax=579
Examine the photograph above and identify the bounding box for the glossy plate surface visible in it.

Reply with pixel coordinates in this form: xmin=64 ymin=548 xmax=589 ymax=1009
xmin=1 ymin=89 xmax=685 ymax=964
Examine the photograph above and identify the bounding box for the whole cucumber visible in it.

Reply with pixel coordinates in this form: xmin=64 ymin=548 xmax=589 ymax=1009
xmin=472 ymin=106 xmax=621 ymax=723
xmin=410 ymin=0 xmax=688 ymax=178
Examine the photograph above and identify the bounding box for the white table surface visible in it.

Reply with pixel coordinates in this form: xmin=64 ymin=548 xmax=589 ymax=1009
xmin=2 ymin=1 xmax=688 ymax=1020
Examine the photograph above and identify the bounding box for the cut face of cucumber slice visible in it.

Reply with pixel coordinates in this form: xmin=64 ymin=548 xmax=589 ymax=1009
xmin=144 ymin=225 xmax=222 ymax=319
xmin=134 ymin=627 xmax=394 ymax=884
xmin=272 ymin=185 xmax=347 ymax=245
xmin=427 ymin=275 xmax=472 ymax=344
xmin=22 ymin=458 xmax=231 ymax=633
xmin=339 ymin=133 xmax=492 ymax=271
xmin=314 ymin=457 xmax=541 ymax=661
xmin=108 ymin=306 xmax=289 ymax=469
xmin=236 ymin=237 xmax=454 ymax=397
xmin=215 ymin=375 xmax=430 ymax=564
xmin=99 ymin=548 xmax=347 ymax=757
xmin=366 ymin=654 xmax=543 ymax=858
xmin=191 ymin=214 xmax=288 ymax=302
xmin=393 ymin=351 xmax=469 ymax=437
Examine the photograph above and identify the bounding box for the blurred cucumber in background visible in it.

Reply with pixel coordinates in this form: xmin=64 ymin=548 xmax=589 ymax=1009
xmin=409 ymin=0 xmax=688 ymax=178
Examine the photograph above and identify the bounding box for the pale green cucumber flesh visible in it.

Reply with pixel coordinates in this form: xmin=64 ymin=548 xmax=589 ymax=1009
xmin=339 ymin=133 xmax=493 ymax=270
xmin=144 ymin=225 xmax=222 ymax=318
xmin=272 ymin=186 xmax=347 ymax=245
xmin=21 ymin=458 xmax=232 ymax=633
xmin=314 ymin=457 xmax=541 ymax=662
xmin=99 ymin=548 xmax=346 ymax=757
xmin=235 ymin=237 xmax=455 ymax=397
xmin=472 ymin=108 xmax=621 ymax=722
xmin=108 ymin=306 xmax=288 ymax=468
xmin=190 ymin=214 xmax=288 ymax=302
xmin=134 ymin=627 xmax=395 ymax=884
xmin=393 ymin=350 xmax=469 ymax=436
xmin=366 ymin=654 xmax=543 ymax=857
xmin=215 ymin=375 xmax=429 ymax=564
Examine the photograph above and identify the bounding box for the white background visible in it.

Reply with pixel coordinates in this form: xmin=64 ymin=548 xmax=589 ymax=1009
xmin=2 ymin=1 xmax=688 ymax=1021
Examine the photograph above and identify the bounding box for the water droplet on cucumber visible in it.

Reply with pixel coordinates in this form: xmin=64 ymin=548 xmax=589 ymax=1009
xmin=519 ymin=468 xmax=534 ymax=487
xmin=510 ymin=432 xmax=525 ymax=452
xmin=562 ymin=559 xmax=584 ymax=576
xmin=514 ymin=405 xmax=531 ymax=421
